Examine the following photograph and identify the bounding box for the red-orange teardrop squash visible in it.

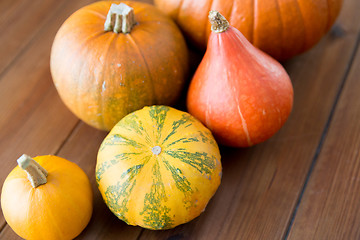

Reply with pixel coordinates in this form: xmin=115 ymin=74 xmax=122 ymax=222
xmin=187 ymin=11 xmax=294 ymax=147
xmin=154 ymin=0 xmax=343 ymax=60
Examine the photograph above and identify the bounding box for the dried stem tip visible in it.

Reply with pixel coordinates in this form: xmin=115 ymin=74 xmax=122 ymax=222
xmin=152 ymin=146 xmax=162 ymax=155
xmin=104 ymin=3 xmax=136 ymax=34
xmin=209 ymin=10 xmax=230 ymax=33
xmin=17 ymin=154 xmax=48 ymax=188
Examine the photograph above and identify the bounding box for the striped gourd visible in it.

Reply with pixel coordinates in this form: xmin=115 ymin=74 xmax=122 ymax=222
xmin=96 ymin=105 xmax=222 ymax=230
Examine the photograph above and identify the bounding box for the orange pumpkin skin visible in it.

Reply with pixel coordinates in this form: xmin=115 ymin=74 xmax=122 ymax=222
xmin=187 ymin=15 xmax=293 ymax=147
xmin=51 ymin=1 xmax=188 ymax=131
xmin=1 ymin=155 xmax=93 ymax=240
xmin=154 ymin=0 xmax=343 ymax=60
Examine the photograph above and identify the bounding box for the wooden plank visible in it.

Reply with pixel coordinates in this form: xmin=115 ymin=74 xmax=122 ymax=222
xmin=137 ymin=0 xmax=360 ymax=239
xmin=287 ymin=38 xmax=360 ymax=239
xmin=0 ymin=1 xmax=358 ymax=240
xmin=0 ymin=0 xmax=68 ymax=74
xmin=0 ymin=89 xmax=78 ymax=237
xmin=0 ymin=0 xmax=153 ymax=238
xmin=0 ymin=0 xmax=23 ymax=27
xmin=0 ymin=0 xmax=101 ymax=231
xmin=0 ymin=123 xmax=144 ymax=240
xmin=56 ymin=124 xmax=143 ymax=240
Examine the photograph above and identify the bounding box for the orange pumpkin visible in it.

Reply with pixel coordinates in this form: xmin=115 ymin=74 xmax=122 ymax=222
xmin=154 ymin=0 xmax=343 ymax=60
xmin=51 ymin=1 xmax=189 ymax=131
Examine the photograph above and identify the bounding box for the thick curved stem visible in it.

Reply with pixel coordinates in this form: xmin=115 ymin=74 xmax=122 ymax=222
xmin=208 ymin=10 xmax=229 ymax=33
xmin=17 ymin=154 xmax=48 ymax=188
xmin=104 ymin=3 xmax=136 ymax=34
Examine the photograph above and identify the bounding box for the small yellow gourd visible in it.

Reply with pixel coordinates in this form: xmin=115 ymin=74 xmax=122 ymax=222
xmin=1 ymin=155 xmax=93 ymax=240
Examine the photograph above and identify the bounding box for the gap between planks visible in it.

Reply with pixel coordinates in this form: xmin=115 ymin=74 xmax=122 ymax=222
xmin=54 ymin=120 xmax=82 ymax=156
xmin=0 ymin=0 xmax=98 ymax=234
xmin=0 ymin=120 xmax=81 ymax=236
xmin=0 ymin=0 xmax=152 ymax=238
xmin=283 ymin=30 xmax=360 ymax=240
xmin=0 ymin=0 xmax=69 ymax=82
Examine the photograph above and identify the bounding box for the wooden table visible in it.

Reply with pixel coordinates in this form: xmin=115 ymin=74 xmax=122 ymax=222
xmin=1 ymin=0 xmax=359 ymax=239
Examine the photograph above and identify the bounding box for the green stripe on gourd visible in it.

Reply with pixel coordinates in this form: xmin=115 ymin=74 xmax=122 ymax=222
xmin=161 ymin=113 xmax=196 ymax=145
xmin=96 ymin=152 xmax=145 ymax=182
xmin=148 ymin=105 xmax=169 ymax=143
xmin=165 ymin=136 xmax=200 ymax=148
xmin=162 ymin=156 xmax=193 ymax=210
xmin=96 ymin=159 xmax=119 ymax=183
xmin=198 ymin=130 xmax=217 ymax=147
xmin=162 ymin=157 xmax=192 ymax=194
xmin=99 ymin=134 xmax=144 ymax=151
xmin=140 ymin=160 xmax=173 ymax=229
xmin=164 ymin=149 xmax=216 ymax=175
xmin=117 ymin=113 xmax=153 ymax=145
xmin=104 ymin=164 xmax=143 ymax=223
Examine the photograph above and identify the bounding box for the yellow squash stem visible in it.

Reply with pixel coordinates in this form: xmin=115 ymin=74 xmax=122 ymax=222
xmin=104 ymin=3 xmax=136 ymax=34
xmin=17 ymin=154 xmax=48 ymax=188
xmin=151 ymin=146 xmax=162 ymax=155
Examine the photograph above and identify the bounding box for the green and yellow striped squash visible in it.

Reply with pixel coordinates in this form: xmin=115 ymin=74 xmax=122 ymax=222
xmin=96 ymin=105 xmax=222 ymax=230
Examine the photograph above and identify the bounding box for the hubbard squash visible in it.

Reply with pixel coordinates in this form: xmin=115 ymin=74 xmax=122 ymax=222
xmin=1 ymin=155 xmax=93 ymax=240
xmin=154 ymin=0 xmax=343 ymax=60
xmin=50 ymin=1 xmax=189 ymax=131
xmin=187 ymin=11 xmax=293 ymax=147
xmin=96 ymin=105 xmax=222 ymax=229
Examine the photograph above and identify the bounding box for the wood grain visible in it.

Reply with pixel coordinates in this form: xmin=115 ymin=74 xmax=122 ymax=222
xmin=0 ymin=0 xmax=151 ymax=239
xmin=58 ymin=124 xmax=143 ymax=240
xmin=0 ymin=0 xmax=68 ymax=74
xmin=0 ymin=0 xmax=360 ymax=239
xmin=0 ymin=0 xmax=98 ymax=232
xmin=287 ymin=36 xmax=360 ymax=240
xmin=138 ymin=0 xmax=360 ymax=239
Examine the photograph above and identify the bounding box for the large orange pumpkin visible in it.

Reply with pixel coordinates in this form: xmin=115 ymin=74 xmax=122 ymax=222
xmin=154 ymin=0 xmax=343 ymax=60
xmin=51 ymin=1 xmax=188 ymax=131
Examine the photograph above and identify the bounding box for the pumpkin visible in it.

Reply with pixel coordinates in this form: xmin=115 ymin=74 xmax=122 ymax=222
xmin=154 ymin=0 xmax=343 ymax=60
xmin=1 ymin=155 xmax=93 ymax=240
xmin=96 ymin=105 xmax=222 ymax=230
xmin=50 ymin=1 xmax=189 ymax=131
xmin=187 ymin=11 xmax=293 ymax=147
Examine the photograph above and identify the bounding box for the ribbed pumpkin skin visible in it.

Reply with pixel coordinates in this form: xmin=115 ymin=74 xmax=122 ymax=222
xmin=154 ymin=0 xmax=343 ymax=60
xmin=96 ymin=105 xmax=221 ymax=230
xmin=51 ymin=1 xmax=188 ymax=131
xmin=1 ymin=156 xmax=93 ymax=240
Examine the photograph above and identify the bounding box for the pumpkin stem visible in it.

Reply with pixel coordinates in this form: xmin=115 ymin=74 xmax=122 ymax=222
xmin=104 ymin=3 xmax=136 ymax=34
xmin=208 ymin=10 xmax=229 ymax=33
xmin=17 ymin=154 xmax=48 ymax=188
